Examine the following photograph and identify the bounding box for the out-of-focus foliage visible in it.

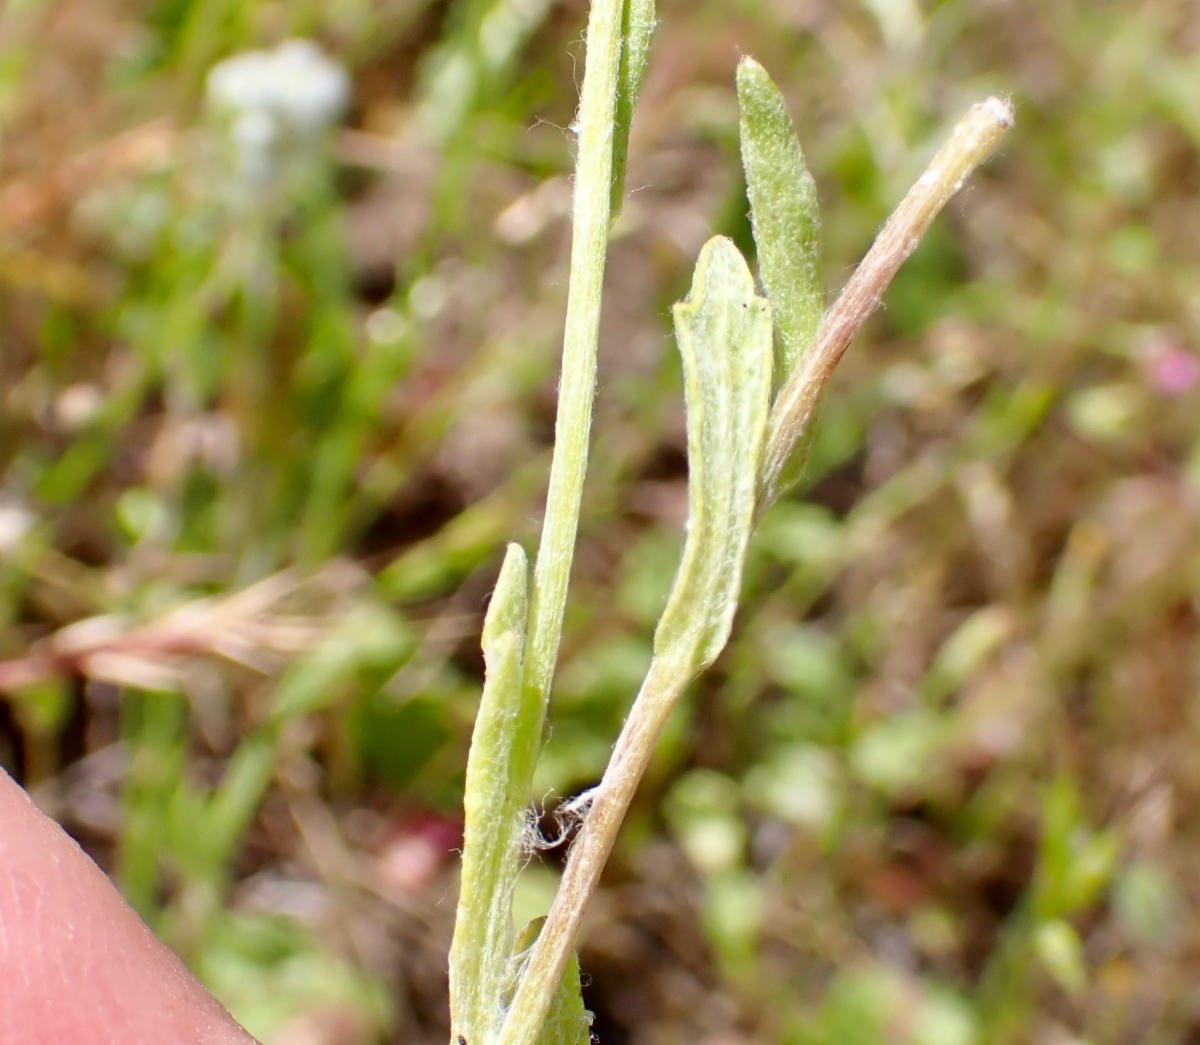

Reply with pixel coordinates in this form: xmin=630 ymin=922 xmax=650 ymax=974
xmin=3 ymin=1 xmax=1200 ymax=1044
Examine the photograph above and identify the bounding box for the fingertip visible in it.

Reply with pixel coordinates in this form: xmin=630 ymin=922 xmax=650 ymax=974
xmin=0 ymin=768 xmax=258 ymax=1045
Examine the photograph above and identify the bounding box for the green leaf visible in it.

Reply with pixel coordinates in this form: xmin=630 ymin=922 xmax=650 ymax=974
xmin=351 ymin=695 xmax=452 ymax=790
xmin=609 ymin=0 xmax=656 ymax=219
xmin=206 ymin=730 xmax=277 ymax=864
xmin=450 ymin=543 xmax=532 ymax=1045
xmin=508 ymin=919 xmax=592 ymax=1045
xmin=536 ymin=947 xmax=590 ymax=1045
xmin=736 ymin=56 xmax=822 ymax=387
xmin=270 ymin=604 xmax=413 ymax=721
xmin=654 ymin=236 xmax=773 ymax=673
xmin=1033 ymin=919 xmax=1087 ymax=996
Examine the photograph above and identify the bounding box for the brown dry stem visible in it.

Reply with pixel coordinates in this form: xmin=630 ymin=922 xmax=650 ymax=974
xmin=759 ymin=96 xmax=1015 ymax=505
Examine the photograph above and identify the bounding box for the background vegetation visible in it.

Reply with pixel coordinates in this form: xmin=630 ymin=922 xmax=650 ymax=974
xmin=1 ymin=0 xmax=1198 ymax=1043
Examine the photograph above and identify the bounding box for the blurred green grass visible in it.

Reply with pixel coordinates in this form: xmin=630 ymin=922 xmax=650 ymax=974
xmin=4 ymin=0 xmax=1200 ymax=1043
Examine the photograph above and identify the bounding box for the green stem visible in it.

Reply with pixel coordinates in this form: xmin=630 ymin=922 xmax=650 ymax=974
xmin=520 ymin=0 xmax=626 ymax=810
xmin=488 ymin=4 xmax=626 ymax=1039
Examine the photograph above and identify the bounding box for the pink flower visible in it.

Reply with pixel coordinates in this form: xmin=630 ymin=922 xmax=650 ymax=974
xmin=1142 ymin=330 xmax=1200 ymax=396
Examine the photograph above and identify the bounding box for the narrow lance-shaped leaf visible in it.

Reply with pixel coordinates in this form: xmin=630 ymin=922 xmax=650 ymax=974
xmin=450 ymin=543 xmax=531 ymax=1045
xmin=609 ymin=0 xmax=656 ymax=219
xmin=654 ymin=235 xmax=774 ymax=672
xmin=737 ymin=56 xmax=822 ymax=388
xmin=206 ymin=729 xmax=277 ymax=861
xmin=507 ymin=918 xmax=592 ymax=1045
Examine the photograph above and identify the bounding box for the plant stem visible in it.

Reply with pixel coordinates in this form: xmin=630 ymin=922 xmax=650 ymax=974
xmin=520 ymin=0 xmax=625 ymax=775
xmin=759 ymin=96 xmax=1015 ymax=504
xmin=497 ymin=653 xmax=690 ymax=1045
xmin=490 ymin=4 xmax=625 ymax=1038
xmin=500 ymin=97 xmax=1015 ymax=1045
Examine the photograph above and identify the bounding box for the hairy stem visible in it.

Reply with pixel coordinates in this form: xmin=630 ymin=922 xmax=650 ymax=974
xmin=759 ymin=96 xmax=1015 ymax=505
xmin=520 ymin=0 xmax=626 ymax=795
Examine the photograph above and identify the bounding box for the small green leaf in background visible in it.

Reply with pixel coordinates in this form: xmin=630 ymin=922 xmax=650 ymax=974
xmin=9 ymin=678 xmax=71 ymax=739
xmin=1112 ymin=859 xmax=1180 ymax=950
xmin=205 ymin=730 xmax=277 ymax=864
xmin=450 ymin=543 xmax=532 ymax=1045
xmin=350 ymin=695 xmax=452 ymax=791
xmin=736 ymin=56 xmax=822 ymax=388
xmin=1034 ymin=775 xmax=1119 ymax=919
xmin=1032 ymin=919 xmax=1086 ymax=996
xmin=654 ymin=235 xmax=773 ymax=673
xmin=753 ymin=501 xmax=843 ymax=573
xmin=617 ymin=528 xmax=683 ymax=629
xmin=743 ymin=743 xmax=840 ymax=832
xmin=609 ymin=0 xmax=656 ymax=219
xmin=270 ymin=603 xmax=414 ymax=721
xmin=760 ymin=622 xmax=852 ymax=704
xmin=539 ymin=948 xmax=591 ymax=1045
xmin=850 ymin=710 xmax=947 ymax=796
xmin=809 ymin=970 xmax=978 ymax=1045
xmin=508 ymin=918 xmax=592 ymax=1045
xmin=198 ymin=911 xmax=391 ymax=1044
xmin=702 ymin=870 xmax=762 ymax=971
xmin=664 ymin=768 xmax=746 ymax=876
xmin=913 ymin=989 xmax=978 ymax=1045
xmin=815 ymin=970 xmax=899 ymax=1045
xmin=921 ymin=605 xmax=1016 ymax=706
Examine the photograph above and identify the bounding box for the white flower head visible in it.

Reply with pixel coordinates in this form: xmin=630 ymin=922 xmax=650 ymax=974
xmin=206 ymin=39 xmax=349 ymax=134
xmin=265 ymin=39 xmax=350 ymax=135
xmin=206 ymin=39 xmax=349 ymax=186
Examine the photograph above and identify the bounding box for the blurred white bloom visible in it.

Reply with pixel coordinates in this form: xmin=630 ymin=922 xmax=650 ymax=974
xmin=272 ymin=39 xmax=351 ymax=134
xmin=207 ymin=39 xmax=349 ymax=134
xmin=207 ymin=50 xmax=276 ymax=114
xmin=206 ymin=39 xmax=349 ymax=186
